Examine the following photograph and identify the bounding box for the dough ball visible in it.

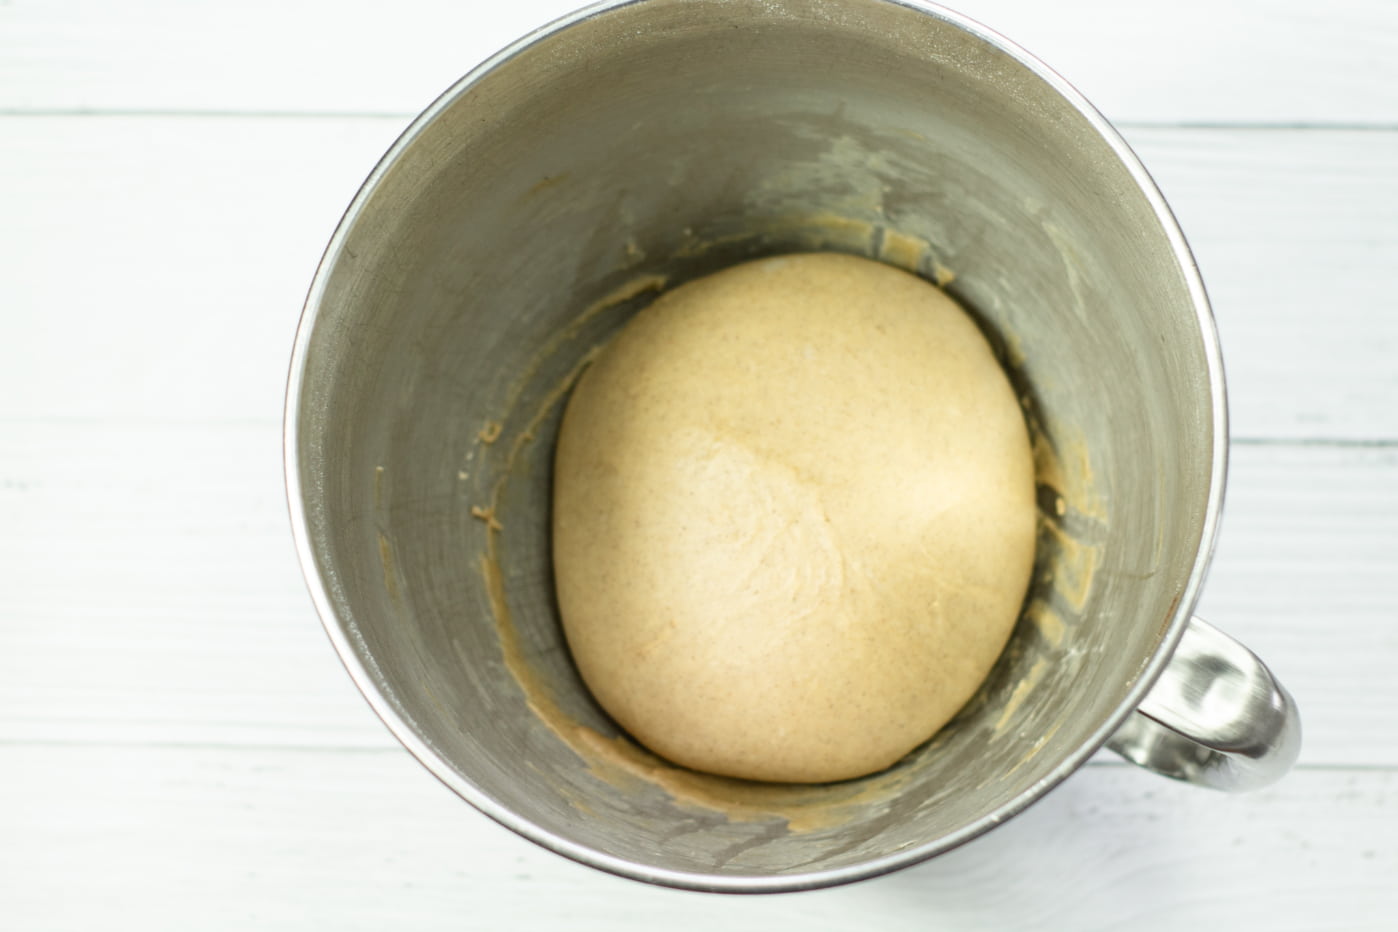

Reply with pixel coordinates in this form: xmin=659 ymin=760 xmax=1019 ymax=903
xmin=552 ymin=252 xmax=1036 ymax=783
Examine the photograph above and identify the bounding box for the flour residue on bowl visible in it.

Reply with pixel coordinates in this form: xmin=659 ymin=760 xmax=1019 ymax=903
xmin=462 ymin=224 xmax=1108 ymax=831
xmin=673 ymin=211 xmax=958 ymax=291
xmin=979 ymin=407 xmax=1106 ymax=744
xmin=994 ymin=657 xmax=1049 ymax=732
xmin=466 ymin=265 xmax=932 ymax=834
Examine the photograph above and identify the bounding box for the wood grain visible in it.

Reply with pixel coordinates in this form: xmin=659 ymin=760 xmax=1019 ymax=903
xmin=1 ymin=745 xmax=1393 ymax=930
xmin=2 ymin=117 xmax=1395 ymax=440
xmin=4 ymin=1 xmax=1397 ymax=125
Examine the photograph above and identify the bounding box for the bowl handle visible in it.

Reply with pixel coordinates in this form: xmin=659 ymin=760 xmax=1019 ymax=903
xmin=1106 ymin=616 xmax=1301 ymax=791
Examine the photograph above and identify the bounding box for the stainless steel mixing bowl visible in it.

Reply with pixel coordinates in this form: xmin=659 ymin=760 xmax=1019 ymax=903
xmin=285 ymin=0 xmax=1299 ymax=892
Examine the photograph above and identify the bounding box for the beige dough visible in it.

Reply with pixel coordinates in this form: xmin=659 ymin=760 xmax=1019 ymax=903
xmin=552 ymin=253 xmax=1036 ymax=783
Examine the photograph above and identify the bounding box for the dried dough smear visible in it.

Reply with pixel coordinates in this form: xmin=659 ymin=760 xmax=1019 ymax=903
xmin=552 ymin=252 xmax=1036 ymax=783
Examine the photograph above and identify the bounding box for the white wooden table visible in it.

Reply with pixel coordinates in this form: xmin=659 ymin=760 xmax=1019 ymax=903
xmin=4 ymin=2 xmax=1396 ymax=928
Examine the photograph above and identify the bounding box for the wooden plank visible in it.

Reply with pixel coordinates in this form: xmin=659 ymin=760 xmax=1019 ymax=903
xmin=1 ymin=745 xmax=1393 ymax=929
xmin=1126 ymin=127 xmax=1398 ymax=443
xmin=0 ymin=115 xmax=406 ymax=425
xmin=3 ymin=1 xmax=1397 ymax=125
xmin=0 ymin=420 xmax=389 ymax=750
xmin=1195 ymin=442 xmax=1398 ymax=768
xmin=3 ymin=116 xmax=1396 ymax=440
xmin=2 ymin=422 xmax=1392 ymax=765
xmin=0 ymin=0 xmax=570 ymax=116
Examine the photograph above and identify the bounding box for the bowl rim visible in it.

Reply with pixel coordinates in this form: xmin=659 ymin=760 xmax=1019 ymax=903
xmin=282 ymin=0 xmax=1229 ymax=894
